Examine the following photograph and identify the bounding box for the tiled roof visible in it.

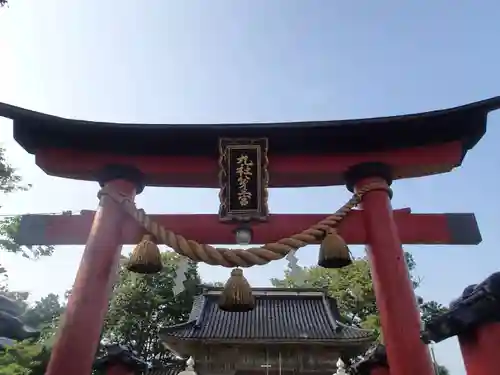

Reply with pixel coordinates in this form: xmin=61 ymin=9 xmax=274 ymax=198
xmin=147 ymin=368 xmax=180 ymax=375
xmin=160 ymin=288 xmax=374 ymax=343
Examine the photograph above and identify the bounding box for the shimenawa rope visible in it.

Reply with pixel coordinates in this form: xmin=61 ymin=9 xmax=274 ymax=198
xmin=98 ymin=182 xmax=390 ymax=268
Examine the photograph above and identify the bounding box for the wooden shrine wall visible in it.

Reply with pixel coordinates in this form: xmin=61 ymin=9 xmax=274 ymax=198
xmin=189 ymin=343 xmax=341 ymax=375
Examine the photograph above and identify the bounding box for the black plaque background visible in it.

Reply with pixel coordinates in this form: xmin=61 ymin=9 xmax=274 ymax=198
xmin=218 ymin=138 xmax=269 ymax=222
xmin=227 ymin=146 xmax=260 ymax=212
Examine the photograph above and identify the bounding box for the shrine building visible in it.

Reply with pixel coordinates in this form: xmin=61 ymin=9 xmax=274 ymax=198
xmin=158 ymin=286 xmax=375 ymax=375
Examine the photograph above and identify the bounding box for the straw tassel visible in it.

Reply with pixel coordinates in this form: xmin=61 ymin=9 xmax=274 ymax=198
xmin=126 ymin=234 xmax=163 ymax=274
xmin=218 ymin=268 xmax=255 ymax=312
xmin=317 ymin=229 xmax=352 ymax=269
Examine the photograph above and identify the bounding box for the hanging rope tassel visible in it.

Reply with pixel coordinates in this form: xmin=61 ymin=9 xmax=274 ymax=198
xmin=218 ymin=268 xmax=255 ymax=312
xmin=317 ymin=229 xmax=352 ymax=269
xmin=100 ymin=182 xmax=390 ymax=268
xmin=126 ymin=234 xmax=163 ymax=274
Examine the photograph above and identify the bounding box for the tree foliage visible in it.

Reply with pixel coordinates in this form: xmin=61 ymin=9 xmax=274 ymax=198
xmin=0 ymin=144 xmax=60 ymax=375
xmin=0 ymin=147 xmax=54 ymax=279
xmin=1 ymin=291 xmax=65 ymax=340
xmin=271 ymin=251 xmax=449 ymax=371
xmin=0 ymin=217 xmax=54 ymax=260
xmin=436 ymin=363 xmax=450 ymax=375
xmin=102 ymin=252 xmax=201 ymax=364
xmin=0 ymin=289 xmax=65 ymax=375
xmin=0 ymin=342 xmax=51 ymax=375
xmin=0 ymin=147 xmax=30 ymax=195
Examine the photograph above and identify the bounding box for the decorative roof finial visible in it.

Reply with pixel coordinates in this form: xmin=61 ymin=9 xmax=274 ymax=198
xmin=335 ymin=358 xmax=347 ymax=375
xmin=179 ymin=357 xmax=196 ymax=375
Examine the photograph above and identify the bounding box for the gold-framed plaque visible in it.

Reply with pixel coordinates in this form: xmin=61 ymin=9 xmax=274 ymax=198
xmin=218 ymin=138 xmax=269 ymax=222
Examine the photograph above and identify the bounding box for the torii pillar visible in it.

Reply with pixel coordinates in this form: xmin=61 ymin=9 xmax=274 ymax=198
xmin=44 ymin=167 xmax=143 ymax=375
xmin=346 ymin=164 xmax=433 ymax=375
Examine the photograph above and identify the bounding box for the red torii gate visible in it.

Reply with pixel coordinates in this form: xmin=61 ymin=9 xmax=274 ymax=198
xmin=1 ymin=96 xmax=500 ymax=375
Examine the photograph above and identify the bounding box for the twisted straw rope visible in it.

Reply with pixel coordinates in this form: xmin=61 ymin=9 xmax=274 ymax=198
xmin=100 ymin=182 xmax=390 ymax=268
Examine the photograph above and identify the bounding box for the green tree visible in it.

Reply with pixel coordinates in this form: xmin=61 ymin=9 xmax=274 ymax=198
xmin=22 ymin=294 xmax=64 ymax=329
xmin=0 ymin=290 xmax=64 ymax=336
xmin=0 ymin=147 xmax=53 ymax=279
xmin=0 ymin=341 xmax=51 ymax=375
xmin=22 ymin=294 xmax=65 ymax=344
xmin=0 ymin=290 xmax=65 ymax=375
xmin=0 ymin=147 xmax=29 ymax=195
xmin=435 ymin=363 xmax=450 ymax=375
xmin=271 ymin=252 xmax=449 ymax=371
xmin=420 ymin=300 xmax=448 ymax=325
xmin=102 ymin=252 xmax=201 ymax=364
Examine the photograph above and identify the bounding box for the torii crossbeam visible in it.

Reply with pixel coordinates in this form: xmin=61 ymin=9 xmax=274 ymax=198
xmin=2 ymin=96 xmax=500 ymax=375
xmin=17 ymin=209 xmax=481 ymax=247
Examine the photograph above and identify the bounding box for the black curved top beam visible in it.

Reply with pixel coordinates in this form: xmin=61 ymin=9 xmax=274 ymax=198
xmin=1 ymin=97 xmax=500 ymax=157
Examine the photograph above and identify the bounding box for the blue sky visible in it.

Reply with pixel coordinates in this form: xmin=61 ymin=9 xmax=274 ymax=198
xmin=1 ymin=1 xmax=500 ymax=374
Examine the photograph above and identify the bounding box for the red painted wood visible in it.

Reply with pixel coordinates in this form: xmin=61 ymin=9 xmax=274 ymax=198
xmin=35 ymin=142 xmax=462 ymax=188
xmin=45 ymin=180 xmax=137 ymax=375
xmin=357 ymin=177 xmax=434 ymax=375
xmin=459 ymin=322 xmax=500 ymax=375
xmin=19 ymin=209 xmax=469 ymax=246
xmin=371 ymin=366 xmax=390 ymax=375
